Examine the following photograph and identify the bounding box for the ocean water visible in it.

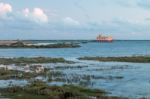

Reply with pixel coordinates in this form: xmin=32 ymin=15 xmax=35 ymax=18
xmin=0 ymin=40 xmax=149 ymax=58
xmin=0 ymin=40 xmax=150 ymax=98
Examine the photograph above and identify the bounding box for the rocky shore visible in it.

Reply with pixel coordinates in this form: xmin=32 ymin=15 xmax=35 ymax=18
xmin=79 ymin=56 xmax=150 ymax=63
xmin=0 ymin=57 xmax=74 ymax=65
xmin=0 ymin=40 xmax=81 ymax=48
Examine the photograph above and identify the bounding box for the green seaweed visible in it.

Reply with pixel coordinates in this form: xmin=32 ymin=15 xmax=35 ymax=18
xmin=0 ymin=57 xmax=74 ymax=65
xmin=0 ymin=80 xmax=127 ymax=99
xmin=79 ymin=56 xmax=150 ymax=63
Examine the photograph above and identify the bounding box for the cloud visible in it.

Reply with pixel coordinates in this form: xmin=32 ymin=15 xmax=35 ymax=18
xmin=0 ymin=2 xmax=12 ymax=20
xmin=23 ymin=8 xmax=48 ymax=23
xmin=1 ymin=0 xmax=150 ymax=39
xmin=63 ymin=17 xmax=80 ymax=25
xmin=32 ymin=8 xmax=48 ymax=23
xmin=0 ymin=2 xmax=12 ymax=15
xmin=23 ymin=8 xmax=29 ymax=17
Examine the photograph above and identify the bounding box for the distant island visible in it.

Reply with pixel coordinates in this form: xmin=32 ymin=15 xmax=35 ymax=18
xmin=0 ymin=40 xmax=80 ymax=48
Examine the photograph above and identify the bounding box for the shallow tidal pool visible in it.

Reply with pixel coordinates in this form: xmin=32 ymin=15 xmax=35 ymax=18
xmin=44 ymin=59 xmax=150 ymax=98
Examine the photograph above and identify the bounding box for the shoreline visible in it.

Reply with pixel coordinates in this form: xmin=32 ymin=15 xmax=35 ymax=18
xmin=0 ymin=59 xmax=128 ymax=99
xmin=1 ymin=56 xmax=150 ymax=64
xmin=0 ymin=56 xmax=147 ymax=98
xmin=0 ymin=40 xmax=81 ymax=48
xmin=78 ymin=56 xmax=150 ymax=63
xmin=0 ymin=57 xmax=74 ymax=65
xmin=0 ymin=80 xmax=126 ymax=99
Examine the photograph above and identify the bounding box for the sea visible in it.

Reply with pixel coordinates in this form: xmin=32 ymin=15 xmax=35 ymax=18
xmin=0 ymin=40 xmax=150 ymax=98
xmin=0 ymin=40 xmax=150 ymax=58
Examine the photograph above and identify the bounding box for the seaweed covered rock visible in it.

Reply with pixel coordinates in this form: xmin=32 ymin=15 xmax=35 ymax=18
xmin=0 ymin=80 xmax=127 ymax=99
xmin=10 ymin=41 xmax=25 ymax=47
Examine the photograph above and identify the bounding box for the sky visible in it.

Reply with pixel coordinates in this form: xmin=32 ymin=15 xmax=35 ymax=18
xmin=0 ymin=0 xmax=150 ymax=40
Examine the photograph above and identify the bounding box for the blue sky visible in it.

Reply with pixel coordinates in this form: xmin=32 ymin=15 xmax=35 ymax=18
xmin=0 ymin=0 xmax=150 ymax=40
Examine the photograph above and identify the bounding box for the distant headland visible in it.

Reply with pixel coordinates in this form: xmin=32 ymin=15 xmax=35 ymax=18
xmin=0 ymin=40 xmax=80 ymax=48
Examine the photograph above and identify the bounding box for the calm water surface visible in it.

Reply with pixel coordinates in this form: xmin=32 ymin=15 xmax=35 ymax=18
xmin=0 ymin=40 xmax=149 ymax=58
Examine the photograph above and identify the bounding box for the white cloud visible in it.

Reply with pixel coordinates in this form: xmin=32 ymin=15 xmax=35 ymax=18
xmin=63 ymin=17 xmax=80 ymax=25
xmin=23 ymin=8 xmax=48 ymax=23
xmin=32 ymin=8 xmax=48 ymax=23
xmin=23 ymin=8 xmax=29 ymax=17
xmin=0 ymin=2 xmax=12 ymax=15
xmin=0 ymin=2 xmax=12 ymax=20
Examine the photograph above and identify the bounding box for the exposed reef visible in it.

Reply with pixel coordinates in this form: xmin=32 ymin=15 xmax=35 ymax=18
xmin=78 ymin=56 xmax=150 ymax=63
